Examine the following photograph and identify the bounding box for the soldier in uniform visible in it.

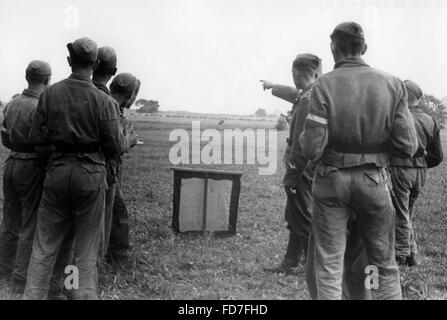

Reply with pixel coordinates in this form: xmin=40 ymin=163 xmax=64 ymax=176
xmin=390 ymin=80 xmax=444 ymax=267
xmin=0 ymin=61 xmax=51 ymax=294
xmin=261 ymin=54 xmax=322 ymax=275
xmin=261 ymin=57 xmax=370 ymax=300
xmin=260 ymin=81 xmax=301 ymax=165
xmin=93 ymin=46 xmax=117 ymax=95
xmin=23 ymin=37 xmax=122 ymax=300
xmin=107 ymin=72 xmax=140 ymax=263
xmin=92 ymin=46 xmax=119 ymax=261
xmin=300 ymin=22 xmax=418 ymax=300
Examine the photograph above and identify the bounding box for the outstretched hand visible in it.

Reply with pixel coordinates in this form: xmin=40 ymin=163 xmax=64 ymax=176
xmin=260 ymin=80 xmax=275 ymax=91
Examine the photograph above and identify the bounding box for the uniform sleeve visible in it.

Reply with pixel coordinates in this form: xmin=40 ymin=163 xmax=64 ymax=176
xmin=1 ymin=102 xmax=13 ymax=150
xmin=289 ymin=94 xmax=311 ymax=168
xmin=99 ymin=98 xmax=122 ymax=160
xmin=299 ymin=84 xmax=329 ymax=161
xmin=426 ymin=118 xmax=444 ymax=168
xmin=387 ymin=83 xmax=418 ymax=159
xmin=29 ymin=91 xmax=49 ymax=146
xmin=272 ymin=85 xmax=301 ymax=104
xmin=1 ymin=129 xmax=12 ymax=150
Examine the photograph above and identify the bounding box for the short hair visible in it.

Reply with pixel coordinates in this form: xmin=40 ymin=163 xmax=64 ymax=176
xmin=94 ymin=64 xmax=117 ymax=77
xmin=293 ymin=67 xmax=316 ymax=82
xmin=292 ymin=63 xmax=319 ymax=84
xmin=69 ymin=50 xmax=96 ymax=69
xmin=26 ymin=73 xmax=50 ymax=85
xmin=330 ymin=30 xmax=365 ymax=56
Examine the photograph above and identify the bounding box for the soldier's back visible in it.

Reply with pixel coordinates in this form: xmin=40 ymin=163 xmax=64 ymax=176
xmin=4 ymin=91 xmax=39 ymax=150
xmin=412 ymin=110 xmax=436 ymax=144
xmin=42 ymin=74 xmax=116 ymax=151
xmin=317 ymin=63 xmax=403 ymax=153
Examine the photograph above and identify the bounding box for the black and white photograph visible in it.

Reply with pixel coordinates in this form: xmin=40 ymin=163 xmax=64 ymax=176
xmin=0 ymin=0 xmax=446 ymax=307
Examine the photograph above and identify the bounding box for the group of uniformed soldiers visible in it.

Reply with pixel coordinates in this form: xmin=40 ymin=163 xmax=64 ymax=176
xmin=0 ymin=22 xmax=444 ymax=301
xmin=262 ymin=22 xmax=443 ymax=300
xmin=0 ymin=37 xmax=140 ymax=299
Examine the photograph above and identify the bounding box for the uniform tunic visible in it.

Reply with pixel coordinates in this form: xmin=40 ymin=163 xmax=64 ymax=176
xmin=390 ymin=108 xmax=443 ymax=258
xmin=272 ymin=85 xmax=312 ymax=246
xmin=300 ymin=57 xmax=418 ymax=300
xmin=24 ymin=73 xmax=121 ymax=300
xmin=93 ymin=81 xmax=118 ymax=261
xmin=0 ymin=89 xmax=45 ymax=286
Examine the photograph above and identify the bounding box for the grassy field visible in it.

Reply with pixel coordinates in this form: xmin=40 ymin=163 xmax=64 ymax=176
xmin=0 ymin=112 xmax=446 ymax=300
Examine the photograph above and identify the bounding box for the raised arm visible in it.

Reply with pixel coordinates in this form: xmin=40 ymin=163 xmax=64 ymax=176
xmin=260 ymin=80 xmax=300 ymax=104
xmin=1 ymin=103 xmax=13 ymax=150
xmin=272 ymin=84 xmax=301 ymax=104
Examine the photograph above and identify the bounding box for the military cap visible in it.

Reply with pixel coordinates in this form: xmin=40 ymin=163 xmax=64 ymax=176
xmin=97 ymin=46 xmax=117 ymax=75
xmin=404 ymin=80 xmax=423 ymax=100
xmin=332 ymin=22 xmax=365 ymax=40
xmin=110 ymin=73 xmax=139 ymax=95
xmin=26 ymin=60 xmax=52 ymax=77
xmin=293 ymin=53 xmax=322 ymax=71
xmin=67 ymin=37 xmax=98 ymax=62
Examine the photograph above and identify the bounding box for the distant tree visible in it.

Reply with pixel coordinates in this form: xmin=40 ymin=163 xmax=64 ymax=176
xmin=135 ymin=99 xmax=160 ymax=113
xmin=275 ymin=116 xmax=288 ymax=131
xmin=254 ymin=108 xmax=267 ymax=118
xmin=419 ymin=94 xmax=447 ymax=127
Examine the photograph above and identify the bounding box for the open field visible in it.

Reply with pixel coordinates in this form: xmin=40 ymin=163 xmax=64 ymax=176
xmin=0 ymin=112 xmax=446 ymax=300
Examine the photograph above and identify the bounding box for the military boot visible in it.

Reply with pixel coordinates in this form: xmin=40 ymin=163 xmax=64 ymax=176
xmin=0 ymin=274 xmax=10 ymax=288
xmin=406 ymin=254 xmax=419 ymax=267
xmin=264 ymin=259 xmax=305 ymax=276
xmin=396 ymin=255 xmax=407 ymax=266
xmin=11 ymin=279 xmax=26 ymax=295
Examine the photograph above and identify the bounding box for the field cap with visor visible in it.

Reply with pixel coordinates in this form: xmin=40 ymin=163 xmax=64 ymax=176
xmin=331 ymin=22 xmax=365 ymax=40
xmin=97 ymin=46 xmax=117 ymax=75
xmin=110 ymin=72 xmax=141 ymax=109
xmin=67 ymin=37 xmax=98 ymax=63
xmin=404 ymin=80 xmax=423 ymax=100
xmin=293 ymin=53 xmax=322 ymax=75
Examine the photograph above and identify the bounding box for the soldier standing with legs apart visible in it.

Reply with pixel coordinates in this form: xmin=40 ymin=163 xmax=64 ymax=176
xmin=0 ymin=61 xmax=51 ymax=294
xmin=23 ymin=37 xmax=122 ymax=300
xmin=300 ymin=22 xmax=418 ymax=300
xmin=107 ymin=73 xmax=140 ymax=263
xmin=391 ymin=80 xmax=444 ymax=267
xmin=261 ymin=54 xmax=321 ymax=274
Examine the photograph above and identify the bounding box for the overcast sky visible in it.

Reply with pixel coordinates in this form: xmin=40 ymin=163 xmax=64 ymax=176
xmin=1 ymin=0 xmax=446 ymax=114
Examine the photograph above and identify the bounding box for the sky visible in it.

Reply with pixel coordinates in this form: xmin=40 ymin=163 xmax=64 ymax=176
xmin=1 ymin=0 xmax=447 ymax=115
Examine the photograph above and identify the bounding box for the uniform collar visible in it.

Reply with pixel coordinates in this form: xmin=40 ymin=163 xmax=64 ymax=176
xmin=303 ymin=83 xmax=313 ymax=93
xmin=93 ymin=81 xmax=111 ymax=95
xmin=21 ymin=88 xmax=40 ymax=100
xmin=69 ymin=73 xmax=92 ymax=82
xmin=334 ymin=57 xmax=369 ymax=69
xmin=293 ymin=84 xmax=314 ymax=102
